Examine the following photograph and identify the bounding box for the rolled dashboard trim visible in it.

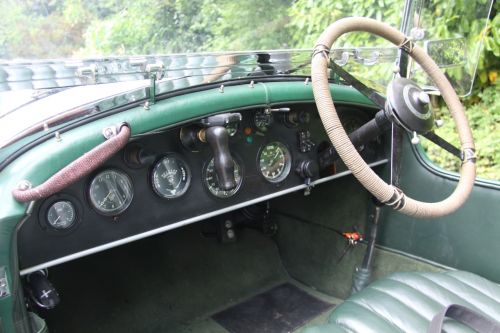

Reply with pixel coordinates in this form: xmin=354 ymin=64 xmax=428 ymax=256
xmin=20 ymin=159 xmax=387 ymax=276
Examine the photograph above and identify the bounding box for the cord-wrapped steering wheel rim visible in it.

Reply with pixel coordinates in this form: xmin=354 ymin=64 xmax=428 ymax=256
xmin=311 ymin=17 xmax=476 ymax=218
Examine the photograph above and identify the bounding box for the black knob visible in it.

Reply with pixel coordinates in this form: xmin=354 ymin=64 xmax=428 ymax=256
xmin=296 ymin=160 xmax=319 ymax=179
xmin=205 ymin=126 xmax=236 ymax=190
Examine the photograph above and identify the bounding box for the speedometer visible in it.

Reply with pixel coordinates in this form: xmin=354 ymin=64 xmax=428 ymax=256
xmin=258 ymin=142 xmax=291 ymax=183
xmin=151 ymin=155 xmax=190 ymax=199
xmin=89 ymin=169 xmax=133 ymax=216
xmin=204 ymin=158 xmax=242 ymax=198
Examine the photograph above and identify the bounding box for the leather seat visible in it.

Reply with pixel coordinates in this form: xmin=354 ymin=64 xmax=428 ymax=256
xmin=304 ymin=271 xmax=500 ymax=333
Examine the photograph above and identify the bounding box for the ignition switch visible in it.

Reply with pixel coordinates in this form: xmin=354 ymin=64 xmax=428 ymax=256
xmin=296 ymin=159 xmax=319 ymax=195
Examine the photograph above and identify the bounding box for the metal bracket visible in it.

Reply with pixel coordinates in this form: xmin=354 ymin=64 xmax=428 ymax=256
xmin=461 ymin=148 xmax=477 ymax=164
xmin=76 ymin=64 xmax=97 ymax=84
xmin=0 ymin=266 xmax=10 ymax=299
xmin=146 ymin=62 xmax=165 ymax=105
xmin=399 ymin=37 xmax=415 ymax=54
xmin=384 ymin=186 xmax=406 ymax=211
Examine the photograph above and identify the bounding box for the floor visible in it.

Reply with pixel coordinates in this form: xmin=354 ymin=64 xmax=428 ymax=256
xmin=42 ymin=221 xmax=341 ymax=333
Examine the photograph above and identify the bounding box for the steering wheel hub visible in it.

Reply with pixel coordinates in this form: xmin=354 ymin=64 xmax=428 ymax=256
xmin=386 ymin=77 xmax=434 ymax=134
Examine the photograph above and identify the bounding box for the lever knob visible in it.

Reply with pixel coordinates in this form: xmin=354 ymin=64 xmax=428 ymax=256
xmin=205 ymin=126 xmax=236 ymax=190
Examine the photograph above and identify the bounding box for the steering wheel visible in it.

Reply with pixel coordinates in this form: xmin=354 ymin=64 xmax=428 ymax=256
xmin=311 ymin=17 xmax=476 ymax=218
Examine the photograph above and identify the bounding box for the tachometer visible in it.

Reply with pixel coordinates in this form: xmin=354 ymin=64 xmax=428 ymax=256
xmin=151 ymin=155 xmax=190 ymax=199
xmin=204 ymin=158 xmax=242 ymax=198
xmin=46 ymin=201 xmax=76 ymax=230
xmin=89 ymin=169 xmax=133 ymax=216
xmin=258 ymin=142 xmax=291 ymax=183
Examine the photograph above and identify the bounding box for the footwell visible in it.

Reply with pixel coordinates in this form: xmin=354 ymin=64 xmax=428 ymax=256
xmin=212 ymin=283 xmax=335 ymax=333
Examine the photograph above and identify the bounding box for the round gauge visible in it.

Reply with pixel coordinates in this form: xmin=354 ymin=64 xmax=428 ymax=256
xmin=226 ymin=123 xmax=238 ymax=137
xmin=89 ymin=169 xmax=134 ymax=216
xmin=259 ymin=142 xmax=292 ymax=183
xmin=254 ymin=110 xmax=273 ymax=132
xmin=151 ymin=155 xmax=191 ymax=199
xmin=46 ymin=201 xmax=76 ymax=229
xmin=204 ymin=158 xmax=242 ymax=198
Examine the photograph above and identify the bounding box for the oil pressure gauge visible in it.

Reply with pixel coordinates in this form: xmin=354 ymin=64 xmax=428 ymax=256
xmin=151 ymin=155 xmax=191 ymax=199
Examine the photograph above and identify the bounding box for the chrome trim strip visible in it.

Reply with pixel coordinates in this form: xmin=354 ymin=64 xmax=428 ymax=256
xmin=20 ymin=159 xmax=387 ymax=276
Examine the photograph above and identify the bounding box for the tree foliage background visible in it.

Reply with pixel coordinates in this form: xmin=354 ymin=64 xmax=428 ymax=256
xmin=0 ymin=0 xmax=498 ymax=179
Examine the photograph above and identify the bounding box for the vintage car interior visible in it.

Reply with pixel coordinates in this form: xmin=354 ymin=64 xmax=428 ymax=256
xmin=0 ymin=3 xmax=499 ymax=333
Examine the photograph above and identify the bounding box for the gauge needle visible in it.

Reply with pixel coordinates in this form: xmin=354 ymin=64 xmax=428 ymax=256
xmin=53 ymin=215 xmax=61 ymax=224
xmin=270 ymin=151 xmax=281 ymax=165
xmin=100 ymin=191 xmax=112 ymax=206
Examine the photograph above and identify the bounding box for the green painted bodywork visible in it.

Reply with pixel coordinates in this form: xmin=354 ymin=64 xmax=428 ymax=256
xmin=0 ymin=81 xmax=372 ymax=332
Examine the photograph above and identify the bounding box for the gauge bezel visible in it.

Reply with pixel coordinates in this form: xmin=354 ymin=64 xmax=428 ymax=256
xmin=88 ymin=168 xmax=134 ymax=217
xmin=202 ymin=155 xmax=244 ymax=199
xmin=150 ymin=154 xmax=191 ymax=199
xmin=38 ymin=194 xmax=82 ymax=234
xmin=257 ymin=141 xmax=292 ymax=184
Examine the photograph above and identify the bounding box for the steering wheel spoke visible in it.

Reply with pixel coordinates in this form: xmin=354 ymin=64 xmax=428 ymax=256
xmin=421 ymin=131 xmax=462 ymax=159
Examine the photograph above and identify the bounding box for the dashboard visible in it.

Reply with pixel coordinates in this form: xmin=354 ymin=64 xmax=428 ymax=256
xmin=18 ymin=102 xmax=386 ymax=274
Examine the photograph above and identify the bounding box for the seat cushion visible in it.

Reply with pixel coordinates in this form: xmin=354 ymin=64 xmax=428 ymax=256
xmin=304 ymin=271 xmax=500 ymax=333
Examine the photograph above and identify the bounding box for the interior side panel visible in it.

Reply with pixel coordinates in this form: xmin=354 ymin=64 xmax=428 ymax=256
xmin=378 ymin=137 xmax=500 ymax=282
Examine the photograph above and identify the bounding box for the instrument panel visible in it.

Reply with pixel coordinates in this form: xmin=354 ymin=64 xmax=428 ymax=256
xmin=18 ymin=103 xmax=385 ymax=272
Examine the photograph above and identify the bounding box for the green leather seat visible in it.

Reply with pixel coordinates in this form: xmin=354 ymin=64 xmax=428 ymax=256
xmin=304 ymin=271 xmax=500 ymax=333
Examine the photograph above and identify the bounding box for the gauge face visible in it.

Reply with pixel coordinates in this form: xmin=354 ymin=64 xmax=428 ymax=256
xmin=226 ymin=123 xmax=238 ymax=137
xmin=46 ymin=201 xmax=76 ymax=229
xmin=254 ymin=110 xmax=273 ymax=132
xmin=89 ymin=169 xmax=133 ymax=216
xmin=259 ymin=142 xmax=292 ymax=183
xmin=151 ymin=156 xmax=190 ymax=199
xmin=204 ymin=158 xmax=242 ymax=198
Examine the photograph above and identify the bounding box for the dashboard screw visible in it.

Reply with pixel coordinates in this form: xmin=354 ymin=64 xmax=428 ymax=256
xmin=17 ymin=180 xmax=32 ymax=191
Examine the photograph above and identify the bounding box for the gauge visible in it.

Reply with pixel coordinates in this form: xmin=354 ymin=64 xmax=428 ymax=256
xmin=254 ymin=110 xmax=273 ymax=132
xmin=46 ymin=201 xmax=76 ymax=229
xmin=204 ymin=158 xmax=242 ymax=198
xmin=151 ymin=155 xmax=191 ymax=199
xmin=226 ymin=122 xmax=238 ymax=136
xmin=259 ymin=142 xmax=292 ymax=183
xmin=89 ymin=169 xmax=134 ymax=216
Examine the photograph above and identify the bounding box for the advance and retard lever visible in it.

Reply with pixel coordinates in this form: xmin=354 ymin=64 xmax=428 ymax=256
xmin=198 ymin=113 xmax=242 ymax=191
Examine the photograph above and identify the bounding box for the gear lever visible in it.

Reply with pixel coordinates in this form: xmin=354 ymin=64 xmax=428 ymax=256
xmin=198 ymin=113 xmax=242 ymax=190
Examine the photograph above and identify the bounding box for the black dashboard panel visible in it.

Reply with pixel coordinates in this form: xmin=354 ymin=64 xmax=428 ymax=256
xmin=18 ymin=103 xmax=385 ymax=271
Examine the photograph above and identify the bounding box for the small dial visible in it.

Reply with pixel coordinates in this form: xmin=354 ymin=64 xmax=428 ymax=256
xmin=226 ymin=123 xmax=238 ymax=137
xmin=259 ymin=142 xmax=292 ymax=183
xmin=254 ymin=110 xmax=273 ymax=132
xmin=204 ymin=158 xmax=242 ymax=198
xmin=89 ymin=169 xmax=133 ymax=216
xmin=151 ymin=155 xmax=190 ymax=199
xmin=46 ymin=201 xmax=76 ymax=229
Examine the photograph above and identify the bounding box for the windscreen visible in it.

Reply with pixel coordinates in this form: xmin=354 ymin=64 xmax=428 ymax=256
xmin=405 ymin=0 xmax=494 ymax=96
xmin=0 ymin=0 xmax=494 ymax=147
